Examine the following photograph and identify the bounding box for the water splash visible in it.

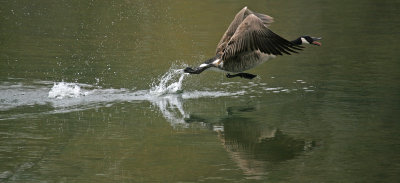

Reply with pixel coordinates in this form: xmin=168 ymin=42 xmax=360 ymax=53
xmin=48 ymin=82 xmax=91 ymax=99
xmin=1 ymin=65 xmax=315 ymax=125
xmin=149 ymin=68 xmax=187 ymax=96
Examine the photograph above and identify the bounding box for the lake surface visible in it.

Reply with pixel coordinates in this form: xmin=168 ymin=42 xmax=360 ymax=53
xmin=1 ymin=0 xmax=400 ymax=182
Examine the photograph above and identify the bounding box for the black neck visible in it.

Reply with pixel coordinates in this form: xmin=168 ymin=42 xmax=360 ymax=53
xmin=291 ymin=37 xmax=302 ymax=46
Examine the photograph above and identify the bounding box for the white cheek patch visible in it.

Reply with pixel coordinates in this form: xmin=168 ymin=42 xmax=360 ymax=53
xmin=301 ymin=37 xmax=309 ymax=44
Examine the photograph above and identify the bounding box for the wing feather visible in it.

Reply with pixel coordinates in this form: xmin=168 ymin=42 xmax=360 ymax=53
xmin=216 ymin=7 xmax=274 ymax=54
xmin=222 ymin=14 xmax=302 ymax=61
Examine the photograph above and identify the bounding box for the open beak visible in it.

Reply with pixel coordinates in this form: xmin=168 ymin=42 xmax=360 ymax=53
xmin=311 ymin=37 xmax=322 ymax=46
xmin=312 ymin=41 xmax=321 ymax=46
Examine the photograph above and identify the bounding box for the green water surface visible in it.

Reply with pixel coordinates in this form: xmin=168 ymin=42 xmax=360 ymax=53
xmin=1 ymin=0 xmax=400 ymax=182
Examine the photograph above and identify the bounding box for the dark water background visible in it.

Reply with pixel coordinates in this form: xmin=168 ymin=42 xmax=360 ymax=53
xmin=1 ymin=0 xmax=400 ymax=182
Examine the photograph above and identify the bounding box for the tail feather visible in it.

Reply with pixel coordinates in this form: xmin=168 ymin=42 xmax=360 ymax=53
xmin=184 ymin=56 xmax=220 ymax=74
xmin=184 ymin=64 xmax=212 ymax=74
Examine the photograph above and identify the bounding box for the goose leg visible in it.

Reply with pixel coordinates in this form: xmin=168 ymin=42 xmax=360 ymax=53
xmin=226 ymin=73 xmax=257 ymax=79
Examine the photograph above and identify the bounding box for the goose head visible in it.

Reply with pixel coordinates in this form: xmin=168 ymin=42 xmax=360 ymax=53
xmin=301 ymin=36 xmax=322 ymax=46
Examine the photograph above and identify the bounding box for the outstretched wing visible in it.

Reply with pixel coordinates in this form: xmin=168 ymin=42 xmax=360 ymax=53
xmin=222 ymin=14 xmax=302 ymax=61
xmin=216 ymin=7 xmax=274 ymax=55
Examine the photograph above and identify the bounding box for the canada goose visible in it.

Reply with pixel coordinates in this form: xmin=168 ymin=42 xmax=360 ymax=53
xmin=184 ymin=7 xmax=322 ymax=79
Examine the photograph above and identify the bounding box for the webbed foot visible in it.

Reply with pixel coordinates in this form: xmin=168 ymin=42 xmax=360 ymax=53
xmin=226 ymin=73 xmax=257 ymax=79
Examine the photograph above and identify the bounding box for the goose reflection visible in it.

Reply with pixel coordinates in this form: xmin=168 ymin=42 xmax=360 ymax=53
xmin=150 ymin=95 xmax=316 ymax=179
xmin=214 ymin=106 xmax=315 ymax=179
xmin=150 ymin=94 xmax=189 ymax=127
xmin=220 ymin=107 xmax=315 ymax=162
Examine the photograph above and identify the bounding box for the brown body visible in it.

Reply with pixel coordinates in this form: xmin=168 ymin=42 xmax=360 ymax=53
xmin=184 ymin=7 xmax=321 ymax=79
